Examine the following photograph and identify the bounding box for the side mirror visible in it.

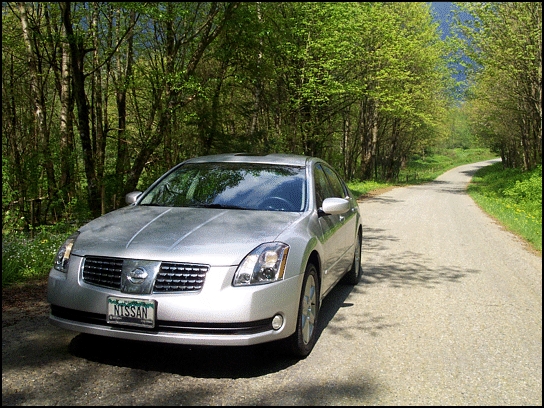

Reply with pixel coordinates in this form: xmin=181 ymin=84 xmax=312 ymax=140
xmin=320 ymin=197 xmax=350 ymax=215
xmin=125 ymin=191 xmax=142 ymax=205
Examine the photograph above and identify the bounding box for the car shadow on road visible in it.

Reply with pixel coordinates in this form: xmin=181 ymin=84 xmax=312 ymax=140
xmin=2 ymin=284 xmax=353 ymax=381
xmin=69 ymin=332 xmax=294 ymax=378
xmin=68 ymin=282 xmax=358 ymax=379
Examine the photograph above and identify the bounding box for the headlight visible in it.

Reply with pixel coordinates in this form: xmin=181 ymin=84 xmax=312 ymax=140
xmin=233 ymin=242 xmax=290 ymax=286
xmin=53 ymin=232 xmax=79 ymax=273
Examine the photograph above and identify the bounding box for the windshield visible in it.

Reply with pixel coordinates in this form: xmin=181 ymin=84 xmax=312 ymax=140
xmin=139 ymin=162 xmax=307 ymax=212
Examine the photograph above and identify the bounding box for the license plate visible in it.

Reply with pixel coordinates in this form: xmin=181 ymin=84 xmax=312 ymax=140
xmin=107 ymin=296 xmax=156 ymax=328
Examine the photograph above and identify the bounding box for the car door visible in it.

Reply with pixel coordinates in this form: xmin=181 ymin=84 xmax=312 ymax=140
xmin=321 ymin=164 xmax=357 ymax=277
xmin=314 ymin=163 xmax=351 ymax=292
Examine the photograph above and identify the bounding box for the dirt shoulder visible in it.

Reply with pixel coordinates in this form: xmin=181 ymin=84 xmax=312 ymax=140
xmin=356 ymin=186 xmax=397 ymax=201
xmin=2 ymin=277 xmax=49 ymax=327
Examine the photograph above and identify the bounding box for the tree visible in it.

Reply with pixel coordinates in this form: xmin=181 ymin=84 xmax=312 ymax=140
xmin=4 ymin=3 xmax=64 ymax=229
xmin=454 ymin=2 xmax=542 ymax=170
xmin=2 ymin=1 xmax=455 ymax=230
xmin=122 ymin=2 xmax=240 ymax=195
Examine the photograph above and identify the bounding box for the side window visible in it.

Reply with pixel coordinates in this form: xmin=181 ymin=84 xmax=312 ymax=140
xmin=314 ymin=164 xmax=333 ymax=208
xmin=322 ymin=165 xmax=347 ymax=198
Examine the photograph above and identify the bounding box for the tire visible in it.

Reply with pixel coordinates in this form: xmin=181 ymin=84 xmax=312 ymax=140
xmin=342 ymin=230 xmax=362 ymax=285
xmin=288 ymin=262 xmax=320 ymax=358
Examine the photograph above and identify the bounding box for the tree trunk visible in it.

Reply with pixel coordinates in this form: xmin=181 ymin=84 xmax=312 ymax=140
xmin=60 ymin=1 xmax=101 ymax=218
xmin=359 ymin=96 xmax=378 ymax=180
xmin=114 ymin=8 xmax=135 ymax=207
xmin=91 ymin=2 xmax=106 ymax=214
xmin=59 ymin=22 xmax=76 ymax=210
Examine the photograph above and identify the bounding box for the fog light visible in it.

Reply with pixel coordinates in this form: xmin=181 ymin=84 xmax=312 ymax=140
xmin=272 ymin=314 xmax=284 ymax=330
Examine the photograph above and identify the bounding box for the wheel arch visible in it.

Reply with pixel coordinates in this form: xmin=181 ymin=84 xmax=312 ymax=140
xmin=307 ymin=250 xmax=322 ymax=288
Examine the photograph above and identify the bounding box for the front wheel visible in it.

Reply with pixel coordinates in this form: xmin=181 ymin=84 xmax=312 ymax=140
xmin=287 ymin=262 xmax=320 ymax=358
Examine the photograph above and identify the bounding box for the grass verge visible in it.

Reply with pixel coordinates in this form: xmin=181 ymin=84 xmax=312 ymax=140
xmin=2 ymin=224 xmax=78 ymax=287
xmin=467 ymin=163 xmax=541 ymax=253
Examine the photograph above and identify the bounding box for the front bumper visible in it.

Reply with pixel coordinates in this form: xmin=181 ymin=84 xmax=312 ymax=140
xmin=47 ymin=257 xmax=302 ymax=346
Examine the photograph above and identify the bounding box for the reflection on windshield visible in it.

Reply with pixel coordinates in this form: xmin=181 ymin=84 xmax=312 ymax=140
xmin=139 ymin=163 xmax=306 ymax=212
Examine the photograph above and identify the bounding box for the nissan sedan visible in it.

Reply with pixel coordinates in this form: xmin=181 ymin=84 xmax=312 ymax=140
xmin=47 ymin=153 xmax=363 ymax=358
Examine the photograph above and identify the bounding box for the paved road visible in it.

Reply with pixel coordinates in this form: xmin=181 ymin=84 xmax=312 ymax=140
xmin=2 ymin=159 xmax=542 ymax=405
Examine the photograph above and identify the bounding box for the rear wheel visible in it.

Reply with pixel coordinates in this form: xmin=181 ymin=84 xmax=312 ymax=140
xmin=342 ymin=230 xmax=362 ymax=285
xmin=288 ymin=262 xmax=320 ymax=358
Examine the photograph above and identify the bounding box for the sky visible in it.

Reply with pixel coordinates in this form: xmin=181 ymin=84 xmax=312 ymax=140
xmin=430 ymin=2 xmax=456 ymax=40
xmin=429 ymin=2 xmax=473 ymax=92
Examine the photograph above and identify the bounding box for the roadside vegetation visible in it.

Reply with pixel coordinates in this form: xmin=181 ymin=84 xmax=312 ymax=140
xmin=467 ymin=163 xmax=542 ymax=252
xmin=2 ymin=224 xmax=74 ymax=288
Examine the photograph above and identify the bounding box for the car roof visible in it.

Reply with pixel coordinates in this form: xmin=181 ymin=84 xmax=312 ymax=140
xmin=184 ymin=153 xmax=317 ymax=167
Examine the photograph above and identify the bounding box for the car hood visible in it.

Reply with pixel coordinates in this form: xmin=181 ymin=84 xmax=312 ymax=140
xmin=72 ymin=206 xmax=303 ymax=266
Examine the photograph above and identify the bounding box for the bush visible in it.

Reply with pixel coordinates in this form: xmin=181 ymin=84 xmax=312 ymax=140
xmin=2 ymin=224 xmax=77 ymax=287
xmin=502 ymin=165 xmax=542 ymax=204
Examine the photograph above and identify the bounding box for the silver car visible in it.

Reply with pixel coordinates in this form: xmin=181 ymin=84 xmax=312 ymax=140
xmin=48 ymin=153 xmax=363 ymax=358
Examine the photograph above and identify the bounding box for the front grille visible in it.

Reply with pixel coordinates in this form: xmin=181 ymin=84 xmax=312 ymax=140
xmin=81 ymin=256 xmax=209 ymax=293
xmin=154 ymin=262 xmax=209 ymax=292
xmin=83 ymin=256 xmax=123 ymax=289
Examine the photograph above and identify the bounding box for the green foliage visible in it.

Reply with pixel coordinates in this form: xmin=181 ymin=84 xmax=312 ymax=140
xmin=502 ymin=166 xmax=542 ymax=205
xmin=3 ymin=2 xmax=538 ymax=234
xmin=2 ymin=224 xmax=77 ymax=287
xmin=438 ymin=105 xmax=476 ymax=149
xmin=454 ymin=2 xmax=542 ymax=170
xmin=467 ymin=163 xmax=542 ymax=251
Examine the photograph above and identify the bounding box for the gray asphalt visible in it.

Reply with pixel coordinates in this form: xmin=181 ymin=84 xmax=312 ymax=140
xmin=2 ymin=159 xmax=542 ymax=405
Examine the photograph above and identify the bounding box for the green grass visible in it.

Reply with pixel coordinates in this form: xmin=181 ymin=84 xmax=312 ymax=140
xmin=2 ymin=224 xmax=79 ymax=287
xmin=347 ymin=179 xmax=394 ymax=198
xmin=467 ymin=163 xmax=541 ymax=252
